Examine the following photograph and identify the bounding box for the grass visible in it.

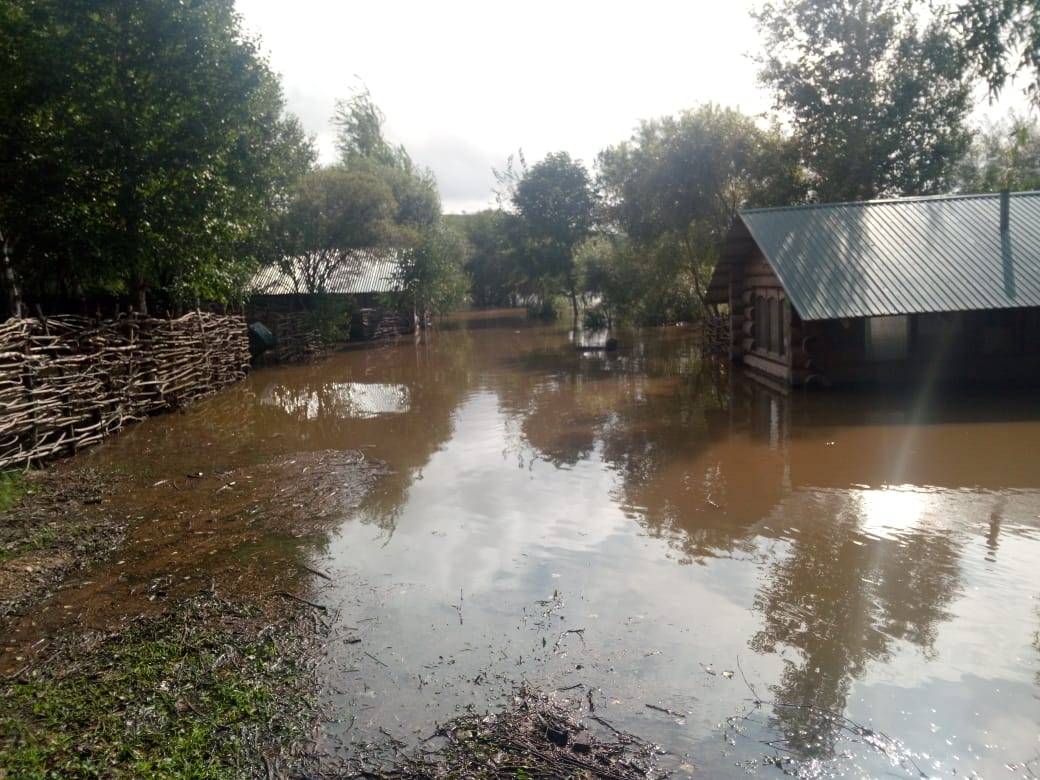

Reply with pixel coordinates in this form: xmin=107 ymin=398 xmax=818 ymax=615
xmin=0 ymin=593 xmax=324 ymax=779
xmin=0 ymin=470 xmax=25 ymax=513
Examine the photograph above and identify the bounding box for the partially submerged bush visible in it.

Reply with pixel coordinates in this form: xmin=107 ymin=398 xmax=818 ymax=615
xmin=583 ymin=305 xmax=610 ymax=331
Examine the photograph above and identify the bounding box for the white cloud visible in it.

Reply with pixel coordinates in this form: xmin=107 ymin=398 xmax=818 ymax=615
xmin=235 ymin=0 xmax=773 ymax=212
xmin=237 ymin=1 xmax=1036 ymax=213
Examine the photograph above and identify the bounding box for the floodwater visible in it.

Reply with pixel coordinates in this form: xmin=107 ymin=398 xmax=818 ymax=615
xmin=52 ymin=310 xmax=1040 ymax=776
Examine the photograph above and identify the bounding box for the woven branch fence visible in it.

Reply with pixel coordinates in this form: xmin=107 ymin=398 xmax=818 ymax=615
xmin=0 ymin=312 xmax=249 ymax=470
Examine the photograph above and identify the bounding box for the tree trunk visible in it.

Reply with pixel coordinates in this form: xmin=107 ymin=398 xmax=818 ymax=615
xmin=1 ymin=228 xmax=22 ymax=318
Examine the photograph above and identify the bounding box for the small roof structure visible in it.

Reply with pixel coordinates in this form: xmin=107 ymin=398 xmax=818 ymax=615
xmin=707 ymin=191 xmax=1040 ymax=320
xmin=251 ymin=248 xmax=407 ymax=296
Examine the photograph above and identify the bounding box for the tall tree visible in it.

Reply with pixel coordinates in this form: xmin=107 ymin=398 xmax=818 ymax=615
xmin=326 ymin=86 xmax=474 ymax=324
xmin=399 ymin=223 xmax=471 ymax=320
xmin=0 ymin=0 xmax=313 ymax=315
xmin=512 ymin=152 xmax=595 ymax=322
xmin=597 ymin=104 xmax=806 ymax=319
xmin=948 ymin=0 xmax=1040 ymax=105
xmin=332 ymin=84 xmax=441 ymax=246
xmin=450 ymin=211 xmax=525 ymax=308
xmin=755 ymin=0 xmax=973 ymax=201
xmin=957 ymin=113 xmax=1040 ymax=192
xmin=275 ymin=167 xmax=396 ymax=294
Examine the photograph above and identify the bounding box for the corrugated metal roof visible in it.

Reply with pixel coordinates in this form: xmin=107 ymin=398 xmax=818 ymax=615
xmin=251 ymin=248 xmax=408 ymax=295
xmin=713 ymin=191 xmax=1040 ymax=320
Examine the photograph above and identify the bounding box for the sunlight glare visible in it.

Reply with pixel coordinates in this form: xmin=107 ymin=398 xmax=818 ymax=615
xmin=855 ymin=484 xmax=931 ymax=541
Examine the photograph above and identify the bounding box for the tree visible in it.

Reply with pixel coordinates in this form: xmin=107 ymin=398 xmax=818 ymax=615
xmin=948 ymin=0 xmax=1040 ymax=105
xmin=448 ymin=211 xmax=525 ymax=308
xmin=597 ymin=104 xmax=806 ymax=320
xmin=0 ymin=0 xmax=314 ymax=315
xmin=333 ymin=84 xmax=409 ymax=170
xmin=325 ymin=85 xmax=474 ymax=325
xmin=276 ymin=167 xmax=397 ymax=294
xmin=956 ymin=113 xmax=1040 ymax=193
xmin=755 ymin=0 xmax=973 ymax=201
xmin=399 ymin=224 xmax=471 ymax=319
xmin=332 ymin=84 xmax=441 ymax=247
xmin=512 ymin=152 xmax=595 ymax=322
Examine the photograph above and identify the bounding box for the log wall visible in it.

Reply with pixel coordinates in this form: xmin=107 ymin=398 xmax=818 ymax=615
xmin=0 ymin=312 xmax=249 ymax=470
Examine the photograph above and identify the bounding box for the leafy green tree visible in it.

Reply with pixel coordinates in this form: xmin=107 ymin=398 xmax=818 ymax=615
xmin=275 ymin=167 xmax=397 ymax=294
xmin=0 ymin=0 xmax=313 ymax=315
xmin=324 ymin=85 xmax=474 ymax=326
xmin=332 ymin=84 xmax=440 ymax=247
xmin=597 ymin=104 xmax=805 ymax=318
xmin=957 ymin=113 xmax=1040 ymax=192
xmin=512 ymin=152 xmax=595 ymax=322
xmin=755 ymin=0 xmax=973 ymax=201
xmin=948 ymin=0 xmax=1040 ymax=104
xmin=333 ymin=84 xmax=409 ymax=170
xmin=399 ymin=223 xmax=471 ymax=319
xmin=448 ymin=211 xmax=524 ymax=308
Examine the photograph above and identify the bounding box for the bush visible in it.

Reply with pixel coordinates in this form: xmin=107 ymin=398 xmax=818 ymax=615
xmin=582 ymin=305 xmax=610 ymax=330
xmin=526 ymin=298 xmax=559 ymax=321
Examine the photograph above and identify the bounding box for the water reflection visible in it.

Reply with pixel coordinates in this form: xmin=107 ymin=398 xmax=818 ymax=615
xmin=261 ymin=381 xmax=411 ymax=419
xmin=748 ymin=487 xmax=961 ymax=757
xmin=283 ymin=316 xmax=1039 ymax=775
xmin=54 ymin=310 xmax=1040 ymax=777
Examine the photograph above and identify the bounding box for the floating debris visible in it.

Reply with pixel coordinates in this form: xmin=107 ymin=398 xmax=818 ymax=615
xmin=343 ymin=684 xmax=662 ymax=779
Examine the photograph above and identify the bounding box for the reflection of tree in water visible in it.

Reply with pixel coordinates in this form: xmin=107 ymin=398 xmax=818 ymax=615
xmin=494 ymin=332 xmax=728 ymax=511
xmin=595 ymin=367 xmax=775 ymax=563
xmin=749 ymin=492 xmax=961 ymax=758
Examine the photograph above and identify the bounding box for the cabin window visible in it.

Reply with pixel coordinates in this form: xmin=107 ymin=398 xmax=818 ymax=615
xmin=866 ymin=315 xmax=908 ymax=361
xmin=754 ymin=292 xmax=786 ymax=358
xmin=782 ymin=302 xmax=791 ymax=357
xmin=767 ymin=298 xmax=779 ymax=354
xmin=755 ymin=294 xmax=768 ymax=349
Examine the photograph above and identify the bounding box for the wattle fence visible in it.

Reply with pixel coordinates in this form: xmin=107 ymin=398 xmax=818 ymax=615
xmin=0 ymin=312 xmax=249 ymax=470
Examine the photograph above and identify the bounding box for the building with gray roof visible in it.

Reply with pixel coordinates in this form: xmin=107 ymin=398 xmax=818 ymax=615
xmin=706 ymin=190 xmax=1040 ymax=386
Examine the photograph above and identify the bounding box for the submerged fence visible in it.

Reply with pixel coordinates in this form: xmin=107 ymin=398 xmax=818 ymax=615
xmin=0 ymin=312 xmax=249 ymax=470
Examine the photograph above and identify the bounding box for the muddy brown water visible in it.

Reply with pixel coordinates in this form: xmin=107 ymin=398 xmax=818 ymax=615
xmin=15 ymin=308 xmax=1040 ymax=777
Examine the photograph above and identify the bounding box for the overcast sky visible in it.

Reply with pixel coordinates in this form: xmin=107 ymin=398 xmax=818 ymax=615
xmin=233 ymin=0 xmax=774 ymax=213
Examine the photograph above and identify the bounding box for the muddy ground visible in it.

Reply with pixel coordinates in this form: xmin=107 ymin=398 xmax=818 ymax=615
xmin=0 ymin=448 xmax=389 ymax=665
xmin=0 ymin=453 xmax=661 ymax=778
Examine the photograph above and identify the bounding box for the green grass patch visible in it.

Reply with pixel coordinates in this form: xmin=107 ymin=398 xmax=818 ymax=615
xmin=0 ymin=470 xmax=26 ymax=513
xmin=0 ymin=593 xmax=323 ymax=779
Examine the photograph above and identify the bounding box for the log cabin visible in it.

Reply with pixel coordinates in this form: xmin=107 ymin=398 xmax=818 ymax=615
xmin=705 ymin=190 xmax=1040 ymax=387
xmin=249 ymin=248 xmax=425 ymax=343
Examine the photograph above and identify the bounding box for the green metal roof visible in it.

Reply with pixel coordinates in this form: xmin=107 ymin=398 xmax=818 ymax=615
xmin=710 ymin=191 xmax=1040 ymax=320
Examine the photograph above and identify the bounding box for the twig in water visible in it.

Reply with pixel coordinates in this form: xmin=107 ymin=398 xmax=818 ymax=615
xmin=271 ymin=590 xmax=327 ymax=612
xmin=645 ymin=703 xmax=685 ymax=718
xmin=299 ymin=564 xmax=332 ymax=581
xmin=452 ymin=588 xmax=463 ymax=625
xmin=589 ymin=714 xmax=625 ymax=737
xmin=736 ymin=655 xmax=764 ymax=706
xmin=553 ymin=628 xmax=586 ymax=652
xmin=365 ymin=651 xmax=388 ymax=668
